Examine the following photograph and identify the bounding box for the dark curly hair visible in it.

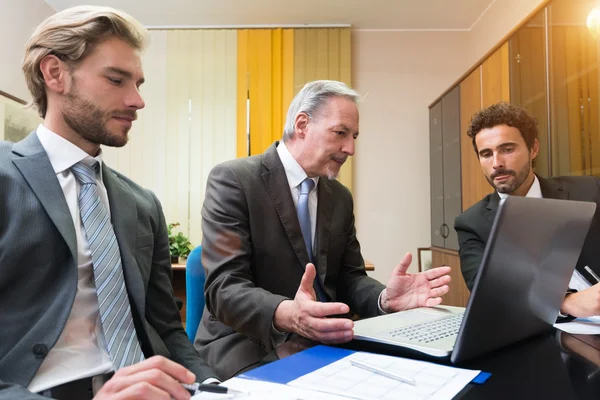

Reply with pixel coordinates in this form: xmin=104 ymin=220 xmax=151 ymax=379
xmin=467 ymin=102 xmax=538 ymax=155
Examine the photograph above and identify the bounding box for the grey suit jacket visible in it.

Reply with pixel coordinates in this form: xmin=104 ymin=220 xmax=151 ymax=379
xmin=194 ymin=142 xmax=384 ymax=380
xmin=0 ymin=133 xmax=215 ymax=399
xmin=455 ymin=175 xmax=600 ymax=291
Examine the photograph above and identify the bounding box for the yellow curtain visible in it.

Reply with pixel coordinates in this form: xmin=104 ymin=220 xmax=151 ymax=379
xmin=236 ymin=27 xmax=353 ymax=191
xmin=236 ymin=29 xmax=294 ymax=157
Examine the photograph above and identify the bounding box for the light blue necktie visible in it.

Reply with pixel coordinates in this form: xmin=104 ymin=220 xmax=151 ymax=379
xmin=71 ymin=162 xmax=144 ymax=370
xmin=297 ymin=178 xmax=327 ymax=301
xmin=297 ymin=178 xmax=315 ymax=260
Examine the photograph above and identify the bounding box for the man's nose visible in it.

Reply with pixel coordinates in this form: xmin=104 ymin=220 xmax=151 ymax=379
xmin=492 ymin=153 xmax=505 ymax=169
xmin=125 ymin=86 xmax=145 ymax=110
xmin=342 ymin=136 xmax=355 ymax=156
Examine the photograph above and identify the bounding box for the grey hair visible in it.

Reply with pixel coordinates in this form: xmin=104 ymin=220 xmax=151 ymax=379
xmin=282 ymin=80 xmax=359 ymax=141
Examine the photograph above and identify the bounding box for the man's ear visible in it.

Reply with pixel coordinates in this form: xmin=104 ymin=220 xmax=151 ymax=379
xmin=39 ymin=55 xmax=69 ymax=94
xmin=530 ymin=138 xmax=540 ymax=160
xmin=294 ymin=112 xmax=309 ymax=139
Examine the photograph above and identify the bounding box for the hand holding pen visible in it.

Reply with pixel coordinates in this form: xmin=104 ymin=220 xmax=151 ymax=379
xmin=561 ymin=266 xmax=600 ymax=318
xmin=182 ymin=382 xmax=244 ymax=396
xmin=93 ymin=356 xmax=199 ymax=400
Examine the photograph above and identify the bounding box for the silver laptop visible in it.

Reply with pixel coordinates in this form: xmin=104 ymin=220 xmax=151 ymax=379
xmin=353 ymin=196 xmax=596 ymax=364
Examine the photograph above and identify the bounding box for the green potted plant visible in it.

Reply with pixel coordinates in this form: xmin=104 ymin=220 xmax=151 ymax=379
xmin=167 ymin=222 xmax=194 ymax=264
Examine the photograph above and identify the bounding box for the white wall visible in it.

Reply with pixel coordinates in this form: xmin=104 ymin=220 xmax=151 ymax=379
xmin=0 ymin=0 xmax=55 ymax=101
xmin=352 ymin=31 xmax=470 ymax=282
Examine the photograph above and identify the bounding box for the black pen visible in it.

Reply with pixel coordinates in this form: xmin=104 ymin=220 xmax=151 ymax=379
xmin=182 ymin=382 xmax=239 ymax=395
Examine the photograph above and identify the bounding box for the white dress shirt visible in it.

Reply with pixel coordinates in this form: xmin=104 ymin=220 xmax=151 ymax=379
xmin=498 ymin=176 xmax=591 ymax=292
xmin=276 ymin=142 xmax=319 ymax=250
xmin=28 ymin=124 xmax=113 ymax=393
xmin=274 ymin=142 xmax=387 ymax=318
xmin=270 ymin=142 xmax=320 ymax=342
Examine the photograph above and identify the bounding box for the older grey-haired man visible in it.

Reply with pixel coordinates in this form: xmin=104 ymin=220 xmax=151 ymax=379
xmin=194 ymin=80 xmax=452 ymax=380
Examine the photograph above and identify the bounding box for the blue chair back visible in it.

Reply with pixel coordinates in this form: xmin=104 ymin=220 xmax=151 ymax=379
xmin=185 ymin=246 xmax=205 ymax=341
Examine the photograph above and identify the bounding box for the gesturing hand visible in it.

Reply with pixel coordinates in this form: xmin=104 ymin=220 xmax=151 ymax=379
xmin=273 ymin=263 xmax=354 ymax=344
xmin=94 ymin=356 xmax=195 ymax=400
xmin=380 ymin=252 xmax=451 ymax=313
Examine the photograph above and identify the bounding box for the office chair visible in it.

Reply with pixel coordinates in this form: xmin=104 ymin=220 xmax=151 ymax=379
xmin=185 ymin=245 xmax=205 ymax=342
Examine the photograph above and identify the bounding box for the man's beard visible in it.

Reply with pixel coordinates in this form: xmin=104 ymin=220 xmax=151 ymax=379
xmin=486 ymin=161 xmax=531 ymax=194
xmin=61 ymin=83 xmax=135 ymax=148
xmin=326 ymin=155 xmax=348 ymax=180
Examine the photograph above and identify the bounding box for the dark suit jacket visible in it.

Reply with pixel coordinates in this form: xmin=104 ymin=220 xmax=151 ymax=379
xmin=194 ymin=142 xmax=385 ymax=380
xmin=455 ymin=175 xmax=600 ymax=291
xmin=0 ymin=133 xmax=215 ymax=399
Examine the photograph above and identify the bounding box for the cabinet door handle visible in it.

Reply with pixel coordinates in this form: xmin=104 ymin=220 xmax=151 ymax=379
xmin=441 ymin=223 xmax=449 ymax=239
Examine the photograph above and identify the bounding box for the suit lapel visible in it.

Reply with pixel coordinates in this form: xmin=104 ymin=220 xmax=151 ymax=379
xmin=261 ymin=143 xmax=310 ymax=269
xmin=12 ymin=133 xmax=78 ymax=262
xmin=484 ymin=192 xmax=500 ymax=225
xmin=314 ymin=178 xmax=332 ymax=282
xmin=539 ymin=176 xmax=569 ymax=200
xmin=102 ymin=164 xmax=146 ymax=321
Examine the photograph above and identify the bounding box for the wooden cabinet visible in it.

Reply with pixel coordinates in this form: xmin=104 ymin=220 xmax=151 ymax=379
xmin=430 ymin=86 xmax=461 ymax=250
xmin=431 ymin=247 xmax=470 ymax=307
xmin=460 ymin=68 xmax=494 ymax=212
xmin=458 ymin=44 xmax=510 ymax=212
xmin=429 ymin=0 xmax=600 ymax=309
xmin=482 ymin=43 xmax=511 ymax=107
xmin=549 ymin=0 xmax=600 ymax=177
xmin=509 ymin=8 xmax=549 ymax=177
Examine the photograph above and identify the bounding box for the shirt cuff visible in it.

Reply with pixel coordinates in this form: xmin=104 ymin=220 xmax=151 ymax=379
xmin=271 ymin=322 xmax=289 ymax=348
xmin=377 ymin=290 xmax=387 ymax=315
xmin=201 ymin=377 xmax=221 ymax=384
xmin=559 ymin=289 xmax=578 ymax=318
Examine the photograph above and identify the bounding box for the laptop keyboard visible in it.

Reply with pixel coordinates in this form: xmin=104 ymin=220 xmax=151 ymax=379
xmin=383 ymin=313 xmax=465 ymax=343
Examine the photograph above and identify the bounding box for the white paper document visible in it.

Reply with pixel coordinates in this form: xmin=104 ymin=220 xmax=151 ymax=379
xmin=287 ymin=352 xmax=480 ymax=400
xmin=554 ymin=316 xmax=600 ymax=335
xmin=192 ymin=377 xmax=350 ymax=400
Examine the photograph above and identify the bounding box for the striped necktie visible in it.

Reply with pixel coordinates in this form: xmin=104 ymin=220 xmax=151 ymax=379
xmin=71 ymin=161 xmax=144 ymax=369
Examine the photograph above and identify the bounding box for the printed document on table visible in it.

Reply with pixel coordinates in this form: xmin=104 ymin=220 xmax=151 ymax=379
xmin=287 ymin=351 xmax=480 ymax=400
xmin=554 ymin=316 xmax=600 ymax=335
xmin=192 ymin=376 xmax=351 ymax=400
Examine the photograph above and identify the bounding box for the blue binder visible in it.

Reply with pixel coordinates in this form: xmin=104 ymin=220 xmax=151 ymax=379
xmin=238 ymin=345 xmax=491 ymax=385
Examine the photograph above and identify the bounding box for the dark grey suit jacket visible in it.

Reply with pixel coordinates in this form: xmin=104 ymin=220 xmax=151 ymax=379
xmin=194 ymin=142 xmax=385 ymax=380
xmin=455 ymin=175 xmax=600 ymax=291
xmin=0 ymin=133 xmax=215 ymax=399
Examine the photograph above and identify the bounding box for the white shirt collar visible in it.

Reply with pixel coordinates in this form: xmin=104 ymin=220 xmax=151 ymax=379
xmin=276 ymin=141 xmax=319 ymax=190
xmin=498 ymin=175 xmax=542 ymax=200
xmin=36 ymin=124 xmax=104 ymax=180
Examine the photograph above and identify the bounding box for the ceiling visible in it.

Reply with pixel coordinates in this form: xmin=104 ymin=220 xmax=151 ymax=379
xmin=45 ymin=0 xmax=496 ymax=30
